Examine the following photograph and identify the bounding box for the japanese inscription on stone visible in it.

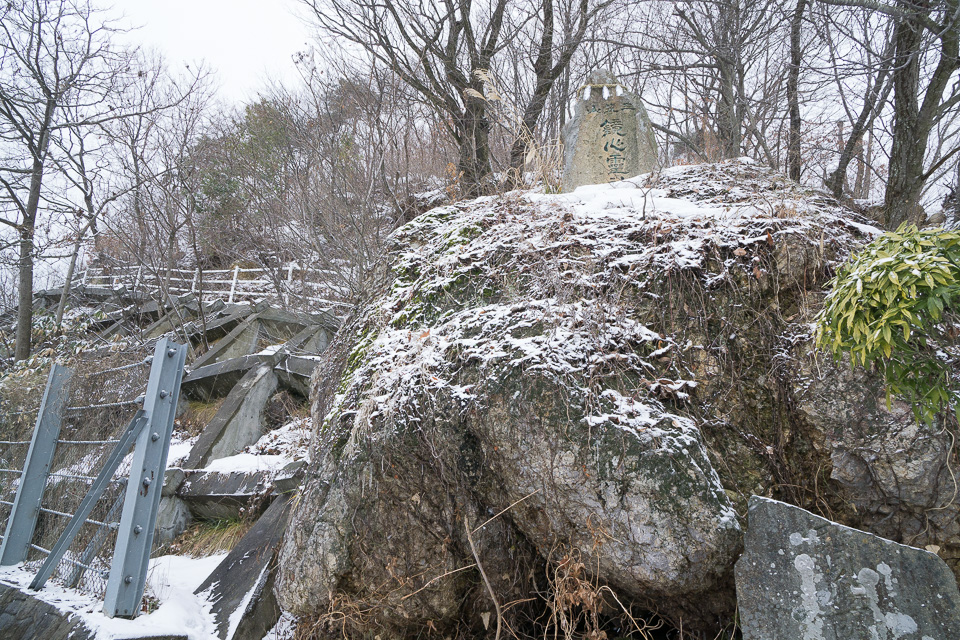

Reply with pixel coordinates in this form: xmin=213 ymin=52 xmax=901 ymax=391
xmin=562 ymin=71 xmax=658 ymax=192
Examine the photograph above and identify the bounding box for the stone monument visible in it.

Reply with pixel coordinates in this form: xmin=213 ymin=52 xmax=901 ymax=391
xmin=562 ymin=70 xmax=658 ymax=192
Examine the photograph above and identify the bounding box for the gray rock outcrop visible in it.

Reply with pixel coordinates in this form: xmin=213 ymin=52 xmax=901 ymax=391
xmin=276 ymin=159 xmax=958 ymax=639
xmin=562 ymin=70 xmax=658 ymax=191
xmin=736 ymin=496 xmax=960 ymax=640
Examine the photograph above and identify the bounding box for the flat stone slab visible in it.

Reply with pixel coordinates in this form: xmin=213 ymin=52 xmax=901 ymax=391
xmin=195 ymin=493 xmax=294 ymax=639
xmin=736 ymin=496 xmax=960 ymax=640
xmin=0 ymin=582 xmax=190 ymax=640
xmin=183 ymin=364 xmax=278 ymax=469
xmin=0 ymin=582 xmax=95 ymax=640
xmin=180 ymin=353 xmax=281 ymax=401
xmin=177 ymin=470 xmax=274 ymax=520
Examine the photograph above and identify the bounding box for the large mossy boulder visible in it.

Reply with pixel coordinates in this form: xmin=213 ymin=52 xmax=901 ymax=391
xmin=277 ymin=159 xmax=959 ymax=638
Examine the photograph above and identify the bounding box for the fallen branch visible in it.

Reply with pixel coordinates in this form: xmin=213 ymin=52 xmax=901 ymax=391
xmin=472 ymin=488 xmax=541 ymax=534
xmin=465 ymin=516 xmax=502 ymax=640
xmin=398 ymin=563 xmax=478 ymax=602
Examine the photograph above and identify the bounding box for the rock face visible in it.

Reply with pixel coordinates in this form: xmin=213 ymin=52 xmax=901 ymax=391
xmin=0 ymin=583 xmax=95 ymax=640
xmin=562 ymin=69 xmax=658 ymax=191
xmin=277 ymin=159 xmax=958 ymax=638
xmin=736 ymin=496 xmax=960 ymax=640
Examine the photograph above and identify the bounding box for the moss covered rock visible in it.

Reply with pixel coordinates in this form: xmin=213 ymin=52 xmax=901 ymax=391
xmin=277 ymin=159 xmax=958 ymax=638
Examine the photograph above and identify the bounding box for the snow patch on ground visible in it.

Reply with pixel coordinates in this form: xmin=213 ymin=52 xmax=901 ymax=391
xmin=0 ymin=553 xmax=226 ymax=639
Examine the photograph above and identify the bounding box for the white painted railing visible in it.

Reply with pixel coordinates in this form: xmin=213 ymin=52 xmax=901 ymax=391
xmin=75 ymin=264 xmax=351 ymax=311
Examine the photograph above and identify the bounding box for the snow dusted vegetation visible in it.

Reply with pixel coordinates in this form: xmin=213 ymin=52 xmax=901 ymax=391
xmin=331 ymin=158 xmax=880 ymax=449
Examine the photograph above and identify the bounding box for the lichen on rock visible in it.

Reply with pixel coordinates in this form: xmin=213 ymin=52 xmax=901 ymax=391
xmin=277 ymin=159 xmax=959 ymax=638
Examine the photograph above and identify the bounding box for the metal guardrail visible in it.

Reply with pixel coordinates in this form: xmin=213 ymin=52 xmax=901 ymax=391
xmin=0 ymin=338 xmax=187 ymax=619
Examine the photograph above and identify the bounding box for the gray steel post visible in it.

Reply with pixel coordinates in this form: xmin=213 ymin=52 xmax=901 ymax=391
xmin=104 ymin=338 xmax=187 ymax=618
xmin=0 ymin=364 xmax=72 ymax=566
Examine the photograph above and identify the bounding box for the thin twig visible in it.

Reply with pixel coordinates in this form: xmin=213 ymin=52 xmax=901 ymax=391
xmin=465 ymin=516 xmax=502 ymax=640
xmin=472 ymin=488 xmax=540 ymax=534
xmin=398 ymin=563 xmax=477 ymax=601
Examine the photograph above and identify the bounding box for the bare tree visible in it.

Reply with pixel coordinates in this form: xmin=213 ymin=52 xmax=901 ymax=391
xmin=787 ymin=0 xmax=808 ymax=181
xmin=178 ymin=65 xmax=432 ymax=307
xmin=821 ymin=0 xmax=960 ymax=227
xmin=301 ymin=0 xmax=607 ymax=195
xmin=817 ymin=5 xmax=896 ymax=199
xmin=0 ymin=0 xmax=132 ymax=359
xmin=98 ymin=61 xmax=214 ymax=303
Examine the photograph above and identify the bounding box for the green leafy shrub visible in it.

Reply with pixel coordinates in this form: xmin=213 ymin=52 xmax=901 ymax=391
xmin=815 ymin=224 xmax=960 ymax=423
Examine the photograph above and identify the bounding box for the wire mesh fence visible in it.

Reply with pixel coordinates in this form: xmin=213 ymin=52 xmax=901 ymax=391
xmin=0 ymin=387 xmax=43 ymax=550
xmin=0 ymin=347 xmax=159 ymax=604
xmin=0 ymin=338 xmax=187 ymax=618
xmin=23 ymin=348 xmax=153 ymax=600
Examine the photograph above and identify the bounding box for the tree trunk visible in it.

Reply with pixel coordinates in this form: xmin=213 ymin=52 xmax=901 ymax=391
xmin=883 ymin=17 xmax=925 ymax=228
xmin=787 ymin=0 xmax=806 ymax=181
xmin=13 ymin=97 xmax=55 ymax=361
xmin=457 ymin=97 xmax=493 ymax=196
xmin=883 ymin=5 xmax=959 ymax=228
xmin=853 ymin=140 xmax=866 ymax=199
xmin=14 ymin=223 xmax=35 ymax=361
xmin=55 ymin=228 xmax=83 ymax=330
xmin=14 ymin=158 xmax=46 ymax=361
xmin=507 ymin=81 xmax=553 ymax=183
xmin=717 ymin=64 xmax=741 ymax=159
xmin=826 ymin=55 xmax=893 ymax=200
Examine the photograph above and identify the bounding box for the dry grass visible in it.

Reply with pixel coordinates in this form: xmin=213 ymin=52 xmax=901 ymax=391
xmin=168 ymin=517 xmax=253 ymax=557
xmin=178 ymin=397 xmax=227 ymax=437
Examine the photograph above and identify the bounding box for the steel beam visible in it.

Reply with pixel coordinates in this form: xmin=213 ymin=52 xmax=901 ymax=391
xmin=104 ymin=338 xmax=187 ymax=618
xmin=0 ymin=365 xmax=72 ymax=565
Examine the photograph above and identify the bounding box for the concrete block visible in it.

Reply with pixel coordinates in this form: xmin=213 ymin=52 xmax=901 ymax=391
xmin=191 ymin=316 xmax=263 ymax=370
xmin=274 ymin=355 xmax=319 ymax=398
xmin=183 ymin=307 xmax=248 ymax=345
xmin=155 ymin=496 xmax=192 ymax=546
xmin=0 ymin=583 xmax=95 ymax=640
xmin=180 ymin=353 xmax=282 ymax=402
xmin=183 ymin=364 xmax=279 ymax=469
xmin=273 ymin=460 xmax=307 ymax=494
xmin=194 ymin=493 xmax=294 ymax=640
xmin=177 ymin=470 xmax=274 ymax=521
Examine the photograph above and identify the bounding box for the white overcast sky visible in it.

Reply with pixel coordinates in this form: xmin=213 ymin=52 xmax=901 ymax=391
xmin=109 ymin=0 xmax=314 ymax=104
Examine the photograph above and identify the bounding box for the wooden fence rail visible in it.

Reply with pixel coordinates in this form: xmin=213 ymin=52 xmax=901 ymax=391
xmin=76 ymin=264 xmax=351 ymax=311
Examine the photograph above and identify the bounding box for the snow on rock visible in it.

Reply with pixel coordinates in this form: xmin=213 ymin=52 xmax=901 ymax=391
xmin=278 ymin=159 xmax=958 ymax=639
xmin=203 ymin=453 xmax=290 ymax=474
xmin=167 ymin=431 xmax=199 ymax=468
xmin=279 ymin=159 xmax=888 ymax=636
